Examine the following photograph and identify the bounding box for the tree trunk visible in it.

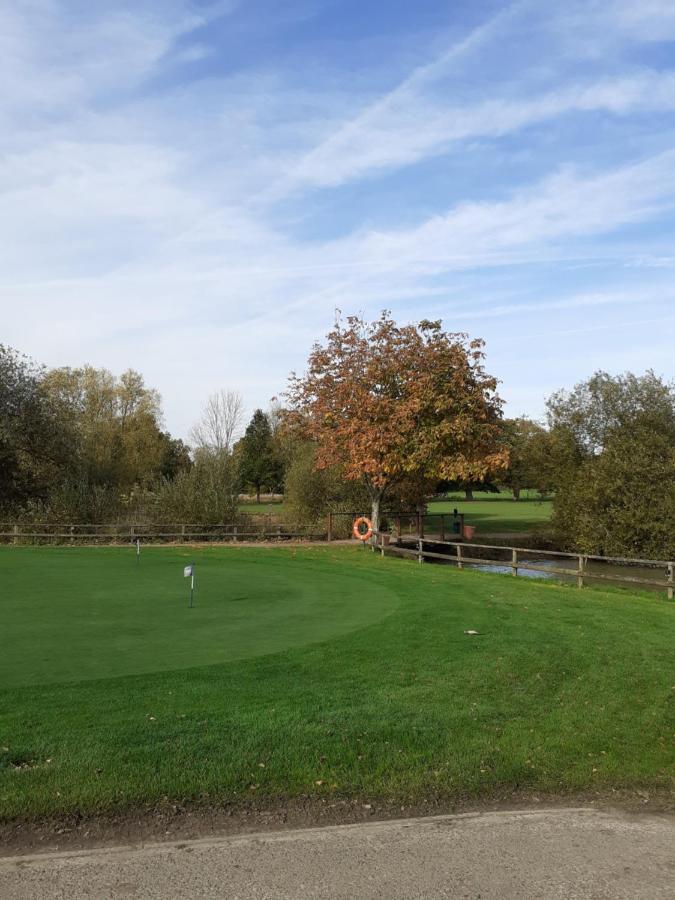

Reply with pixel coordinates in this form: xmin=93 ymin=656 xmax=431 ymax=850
xmin=464 ymin=487 xmax=474 ymax=501
xmin=512 ymin=486 xmax=521 ymax=501
xmin=256 ymin=486 xmax=261 ymax=503
xmin=370 ymin=494 xmax=381 ymax=538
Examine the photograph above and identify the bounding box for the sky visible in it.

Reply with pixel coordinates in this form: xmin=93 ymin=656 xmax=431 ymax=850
xmin=2 ymin=0 xmax=675 ymax=440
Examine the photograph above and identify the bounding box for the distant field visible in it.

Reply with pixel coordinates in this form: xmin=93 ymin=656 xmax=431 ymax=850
xmin=238 ymin=492 xmax=552 ymax=535
xmin=1 ymin=545 xmax=672 ymax=822
xmin=426 ymin=495 xmax=553 ymax=535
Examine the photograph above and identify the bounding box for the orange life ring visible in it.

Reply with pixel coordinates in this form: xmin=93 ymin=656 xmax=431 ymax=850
xmin=353 ymin=516 xmax=373 ymax=541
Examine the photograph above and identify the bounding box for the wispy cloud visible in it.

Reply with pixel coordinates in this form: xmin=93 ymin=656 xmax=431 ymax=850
xmin=279 ymin=71 xmax=675 ymax=193
xmin=1 ymin=0 xmax=674 ymax=433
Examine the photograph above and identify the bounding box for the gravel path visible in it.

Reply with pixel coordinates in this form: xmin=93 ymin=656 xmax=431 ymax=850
xmin=1 ymin=807 xmax=673 ymax=899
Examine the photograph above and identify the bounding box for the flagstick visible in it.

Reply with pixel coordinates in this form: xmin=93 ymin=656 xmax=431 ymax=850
xmin=136 ymin=538 xmax=141 ymax=564
xmin=189 ymin=563 xmax=195 ymax=608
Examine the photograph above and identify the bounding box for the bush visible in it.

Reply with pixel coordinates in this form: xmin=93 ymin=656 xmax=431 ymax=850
xmin=152 ymin=452 xmax=239 ymax=524
xmin=13 ymin=482 xmax=123 ymax=525
xmin=284 ymin=444 xmax=369 ymax=538
xmin=547 ymin=371 xmax=675 ymax=559
xmin=551 ymin=431 xmax=675 ymax=559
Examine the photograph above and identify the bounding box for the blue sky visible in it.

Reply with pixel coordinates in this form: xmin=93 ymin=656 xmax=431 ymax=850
xmin=2 ymin=0 xmax=675 ymax=439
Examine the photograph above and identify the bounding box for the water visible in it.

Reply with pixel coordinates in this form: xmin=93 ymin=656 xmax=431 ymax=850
xmin=466 ymin=556 xmax=670 ymax=595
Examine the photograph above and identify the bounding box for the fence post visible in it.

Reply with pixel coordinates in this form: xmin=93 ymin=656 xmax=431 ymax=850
xmin=577 ymin=555 xmax=585 ymax=589
xmin=417 ymin=537 xmax=423 ymax=564
xmin=327 ymin=513 xmax=333 ymax=543
xmin=667 ymin=563 xmax=673 ymax=601
xmin=456 ymin=543 xmax=463 ymax=570
xmin=13 ymin=524 xmax=19 ymax=546
xmin=181 ymin=523 xmax=186 ymax=543
xmin=380 ymin=532 xmax=385 ymax=558
xmin=233 ymin=525 xmax=238 ymax=543
xmin=439 ymin=515 xmax=445 ymax=542
xmin=70 ymin=525 xmax=75 ymax=545
xmin=512 ymin=548 xmax=518 ymax=576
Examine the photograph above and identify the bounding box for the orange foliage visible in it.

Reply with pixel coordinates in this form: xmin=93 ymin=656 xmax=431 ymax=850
xmin=286 ymin=313 xmax=508 ymax=505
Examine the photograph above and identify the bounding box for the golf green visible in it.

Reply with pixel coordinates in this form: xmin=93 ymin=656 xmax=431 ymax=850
xmin=1 ymin=546 xmax=399 ymax=686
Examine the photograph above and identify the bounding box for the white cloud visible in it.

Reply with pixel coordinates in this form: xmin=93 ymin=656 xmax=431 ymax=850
xmin=331 ymin=151 xmax=675 ymax=275
xmin=1 ymin=0 xmax=674 ymax=434
xmin=604 ymin=0 xmax=675 ymax=41
xmin=269 ymin=0 xmax=675 ymax=195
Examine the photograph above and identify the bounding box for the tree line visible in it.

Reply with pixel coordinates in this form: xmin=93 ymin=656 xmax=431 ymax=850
xmin=2 ymin=312 xmax=674 ymax=559
xmin=0 ymin=346 xmax=280 ymax=525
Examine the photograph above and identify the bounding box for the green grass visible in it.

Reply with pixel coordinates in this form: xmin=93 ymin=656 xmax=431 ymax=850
xmin=238 ymin=501 xmax=286 ymax=516
xmin=427 ymin=495 xmax=553 ymax=534
xmin=238 ymin=492 xmax=552 ymax=534
xmin=0 ymin=545 xmax=672 ymax=821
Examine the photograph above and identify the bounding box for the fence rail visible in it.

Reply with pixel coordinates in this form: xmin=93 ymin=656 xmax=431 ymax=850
xmin=327 ymin=511 xmax=465 ymax=541
xmin=0 ymin=523 xmax=325 ymax=545
xmin=383 ymin=535 xmax=674 ymax=600
xmin=2 ymin=521 xmax=672 ymax=599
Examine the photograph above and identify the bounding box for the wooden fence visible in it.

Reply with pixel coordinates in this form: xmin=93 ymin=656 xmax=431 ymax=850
xmin=2 ymin=520 xmax=672 ymax=599
xmin=382 ymin=535 xmax=674 ymax=600
xmin=326 ymin=511 xmax=465 ymax=541
xmin=0 ymin=523 xmax=325 ymax=545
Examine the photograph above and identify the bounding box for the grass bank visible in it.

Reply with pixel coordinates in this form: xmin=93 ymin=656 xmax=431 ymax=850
xmin=0 ymin=545 xmax=672 ymax=821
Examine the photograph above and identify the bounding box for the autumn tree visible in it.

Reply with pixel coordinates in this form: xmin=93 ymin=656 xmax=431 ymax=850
xmin=286 ymin=313 xmax=508 ymax=534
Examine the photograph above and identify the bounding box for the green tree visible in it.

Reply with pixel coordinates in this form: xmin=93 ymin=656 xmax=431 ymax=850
xmin=0 ymin=345 xmax=74 ymax=509
xmin=546 ymin=371 xmax=675 ymax=557
xmin=158 ymin=434 xmax=192 ymax=480
xmin=283 ymin=442 xmax=369 ymax=536
xmin=237 ymin=409 xmax=283 ymax=503
xmin=501 ymin=417 xmax=551 ymax=499
xmin=547 ymin=369 xmax=675 ymax=453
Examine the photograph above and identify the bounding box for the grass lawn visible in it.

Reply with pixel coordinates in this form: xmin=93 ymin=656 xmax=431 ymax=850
xmin=239 ymin=492 xmax=552 ymax=534
xmin=427 ymin=495 xmax=553 ymax=534
xmin=238 ymin=501 xmax=286 ymax=516
xmin=0 ymin=545 xmax=672 ymax=821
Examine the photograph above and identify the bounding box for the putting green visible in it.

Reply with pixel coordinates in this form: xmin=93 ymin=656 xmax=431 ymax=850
xmin=1 ymin=546 xmax=399 ymax=686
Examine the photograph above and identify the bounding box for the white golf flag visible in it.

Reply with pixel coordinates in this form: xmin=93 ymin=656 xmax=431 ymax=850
xmin=184 ymin=565 xmax=193 ymax=578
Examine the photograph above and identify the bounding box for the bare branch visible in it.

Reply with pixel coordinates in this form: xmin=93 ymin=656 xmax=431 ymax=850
xmin=189 ymin=390 xmax=244 ymax=455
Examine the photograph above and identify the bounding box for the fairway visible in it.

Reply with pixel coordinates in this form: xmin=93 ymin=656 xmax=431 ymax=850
xmin=1 ymin=547 xmax=398 ymax=686
xmin=0 ymin=545 xmax=673 ymax=822
xmin=427 ymin=495 xmax=552 ymax=534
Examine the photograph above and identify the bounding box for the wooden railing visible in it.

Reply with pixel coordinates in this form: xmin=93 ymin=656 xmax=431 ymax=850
xmin=0 ymin=523 xmax=325 ymax=544
xmin=383 ymin=535 xmax=674 ymax=600
xmin=326 ymin=511 xmax=465 ymax=541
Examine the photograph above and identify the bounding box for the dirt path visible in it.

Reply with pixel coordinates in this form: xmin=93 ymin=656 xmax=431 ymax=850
xmin=2 ymin=807 xmax=673 ymax=899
